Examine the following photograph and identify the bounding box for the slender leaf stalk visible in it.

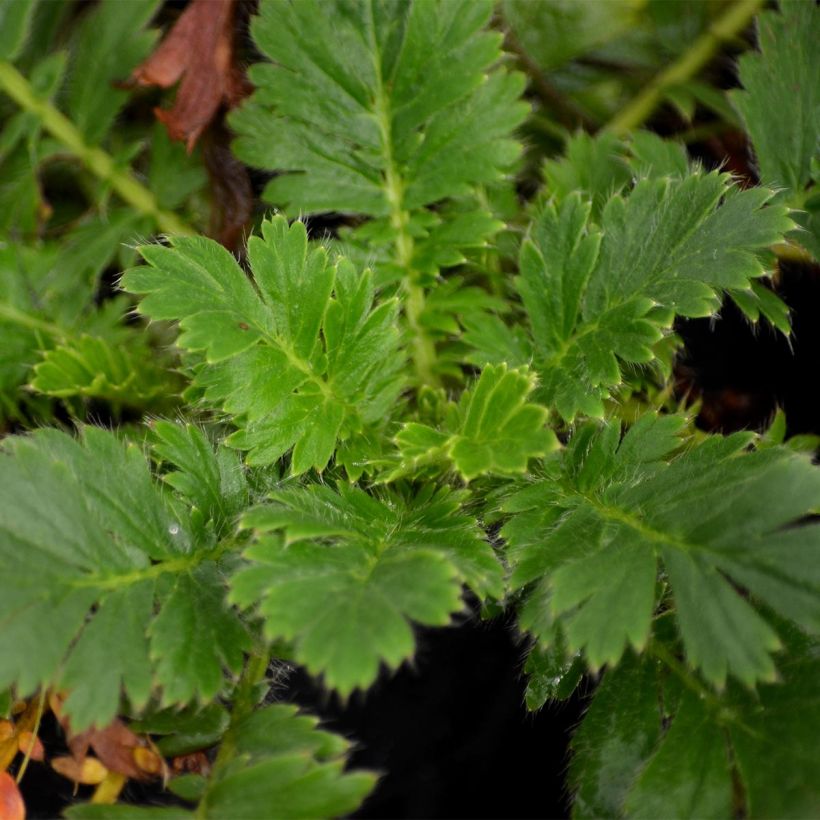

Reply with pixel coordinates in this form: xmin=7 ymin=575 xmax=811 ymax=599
xmin=0 ymin=60 xmax=194 ymax=236
xmin=605 ymin=0 xmax=764 ymax=135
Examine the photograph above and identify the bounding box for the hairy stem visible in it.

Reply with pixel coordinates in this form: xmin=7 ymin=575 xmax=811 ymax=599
xmin=367 ymin=4 xmax=440 ymax=389
xmin=196 ymin=650 xmax=270 ymax=817
xmin=0 ymin=60 xmax=194 ymax=236
xmin=604 ymin=0 xmax=764 ymax=135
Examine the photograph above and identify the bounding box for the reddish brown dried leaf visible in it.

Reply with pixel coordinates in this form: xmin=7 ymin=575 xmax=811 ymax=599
xmin=131 ymin=0 xmax=250 ymax=150
xmin=50 ymin=694 xmax=157 ymax=783
xmin=0 ymin=771 xmax=25 ymax=820
xmin=15 ymin=734 xmax=43 ymax=763
xmin=68 ymin=720 xmax=149 ymax=782
xmin=171 ymin=751 xmax=211 ymax=777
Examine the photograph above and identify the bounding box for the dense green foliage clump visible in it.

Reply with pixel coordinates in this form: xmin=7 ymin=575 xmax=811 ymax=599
xmin=0 ymin=0 xmax=818 ymax=816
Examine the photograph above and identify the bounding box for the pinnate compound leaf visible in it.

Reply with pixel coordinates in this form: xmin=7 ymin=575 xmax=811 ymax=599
xmin=0 ymin=427 xmax=248 ymax=730
xmin=232 ymin=0 xmax=526 ymax=216
xmin=30 ymin=334 xmax=172 ymax=409
xmin=122 ymin=216 xmax=403 ymax=474
xmin=389 ymin=364 xmax=556 ymax=481
xmin=232 ymin=484 xmax=501 ymax=694
xmin=504 ymin=415 xmax=820 ymax=685
xmin=731 ymin=0 xmax=819 ymax=200
xmin=469 ymin=173 xmax=793 ymax=420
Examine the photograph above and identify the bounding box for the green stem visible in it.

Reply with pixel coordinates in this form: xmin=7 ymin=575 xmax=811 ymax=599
xmin=604 ymin=0 xmax=764 ymax=135
xmin=196 ymin=650 xmax=270 ymax=818
xmin=0 ymin=60 xmax=194 ymax=236
xmin=366 ymin=5 xmax=439 ymax=389
xmin=0 ymin=302 xmax=66 ymax=339
xmin=69 ymin=539 xmax=237 ymax=591
xmin=649 ymin=639 xmax=722 ymax=709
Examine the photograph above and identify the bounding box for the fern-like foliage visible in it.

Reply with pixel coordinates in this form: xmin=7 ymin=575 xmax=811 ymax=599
xmin=231 ymin=0 xmax=527 ymax=382
xmin=0 ymin=426 xmax=248 ymax=730
xmin=467 ymin=172 xmax=793 ymax=419
xmin=387 ymin=364 xmax=556 ymax=481
xmin=731 ymin=0 xmax=820 ymax=259
xmin=30 ymin=334 xmax=171 ymax=409
xmin=232 ymin=0 xmax=523 ymax=216
xmin=503 ymin=414 xmax=820 ymax=686
xmin=232 ymin=483 xmax=502 ymax=694
xmin=123 ymin=216 xmax=403 ymax=475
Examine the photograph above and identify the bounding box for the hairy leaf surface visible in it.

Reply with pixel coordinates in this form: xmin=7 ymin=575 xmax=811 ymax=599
xmin=389 ymin=364 xmax=556 ymax=481
xmin=468 ymin=174 xmax=793 ymax=419
xmin=232 ymin=484 xmax=502 ymax=694
xmin=0 ymin=427 xmax=248 ymax=729
xmin=123 ymin=216 xmax=403 ymax=474
xmin=504 ymin=415 xmax=820 ymax=684
xmin=232 ymin=0 xmax=525 ymax=216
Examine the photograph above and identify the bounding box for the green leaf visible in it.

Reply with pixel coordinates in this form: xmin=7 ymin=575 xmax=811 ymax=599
xmin=732 ymin=1 xmax=820 ymax=199
xmin=30 ymin=334 xmax=172 ymax=408
xmin=196 ymin=705 xmax=375 ymax=818
xmin=569 ymin=653 xmax=663 ymax=819
xmin=232 ymin=483 xmax=501 ymax=693
xmin=0 ymin=0 xmax=38 ymax=61
xmin=542 ymin=132 xmax=631 ymax=218
xmin=727 ymin=631 xmax=820 ymax=817
xmin=389 ymin=364 xmax=556 ymax=481
xmin=151 ymin=421 xmax=248 ymax=539
xmin=523 ymin=635 xmax=584 ymax=711
xmin=232 ymin=0 xmax=525 ymax=217
xmin=624 ymin=690 xmax=733 ymax=819
xmin=123 ymin=216 xmax=404 ymax=474
xmin=504 ymin=416 xmax=820 ymax=685
xmin=131 ymin=702 xmax=230 ymax=757
xmin=472 ymin=172 xmax=793 ymax=421
xmin=0 ymin=427 xmax=249 ymax=729
xmin=574 ymin=630 xmax=820 ymax=818
xmin=65 ymin=0 xmax=161 ymax=145
xmin=503 ymin=0 xmax=641 ymax=72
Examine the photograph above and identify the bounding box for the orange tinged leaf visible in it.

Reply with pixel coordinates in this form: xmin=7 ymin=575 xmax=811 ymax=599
xmin=51 ymin=756 xmax=108 ymax=785
xmin=0 ymin=771 xmax=25 ymax=820
xmin=15 ymin=734 xmax=43 ymax=763
xmin=132 ymin=746 xmax=164 ymax=777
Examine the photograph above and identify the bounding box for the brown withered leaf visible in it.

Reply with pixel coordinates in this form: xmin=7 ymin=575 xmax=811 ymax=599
xmin=15 ymin=734 xmax=43 ymax=763
xmin=171 ymin=751 xmax=211 ymax=778
xmin=130 ymin=0 xmax=250 ymax=150
xmin=51 ymin=694 xmax=159 ymax=783
xmin=67 ymin=720 xmax=150 ymax=782
xmin=0 ymin=771 xmax=25 ymax=820
xmin=0 ymin=700 xmax=41 ymax=773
